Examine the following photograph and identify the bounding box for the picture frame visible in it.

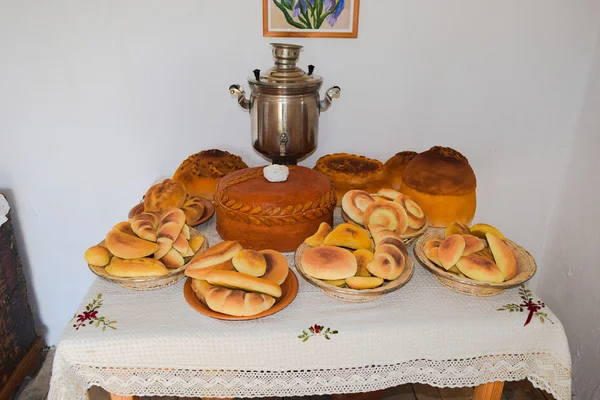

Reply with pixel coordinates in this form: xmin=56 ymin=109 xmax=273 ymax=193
xmin=263 ymin=0 xmax=360 ymax=39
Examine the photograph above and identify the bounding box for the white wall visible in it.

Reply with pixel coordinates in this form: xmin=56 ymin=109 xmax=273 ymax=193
xmin=538 ymin=30 xmax=600 ymax=400
xmin=0 ymin=1 xmax=599 ymax=347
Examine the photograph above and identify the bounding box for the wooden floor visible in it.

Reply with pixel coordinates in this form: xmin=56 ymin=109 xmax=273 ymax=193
xmin=87 ymin=380 xmax=555 ymax=400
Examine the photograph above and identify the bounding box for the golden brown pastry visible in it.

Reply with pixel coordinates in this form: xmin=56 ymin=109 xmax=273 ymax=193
xmin=205 ymin=270 xmax=282 ymax=298
xmin=185 ymin=259 xmax=236 ymax=280
xmin=130 ymin=211 xmax=161 ymax=242
xmin=462 ymin=234 xmax=484 ymax=256
xmin=190 ymin=278 xmax=213 ymax=304
xmin=353 ymin=249 xmax=374 ymax=277
xmin=486 ymin=233 xmax=518 ymax=280
xmin=232 ymin=250 xmax=267 ymax=277
xmin=157 ymin=208 xmax=186 ymax=243
xmin=172 ymin=232 xmax=190 ymax=255
xmin=181 ymin=196 xmax=205 ymax=226
xmin=393 ymin=193 xmax=427 ymax=229
xmin=186 ymin=241 xmax=243 ymax=272
xmin=376 ymin=188 xmax=401 ymax=200
xmin=363 ymin=200 xmax=408 ymax=235
xmin=366 ymin=244 xmax=406 ymax=280
xmin=260 ymin=250 xmax=289 ymax=285
xmin=400 ymin=146 xmax=477 ymax=228
xmin=345 ymin=276 xmax=384 ymax=289
xmin=105 ymin=222 xmax=160 ymax=259
xmin=105 ymin=257 xmax=169 ymax=277
xmin=384 ymin=151 xmax=418 ymax=190
xmin=455 ymin=255 xmax=504 ymax=283
xmin=143 ymin=179 xmax=187 ymax=212
xmin=304 ymin=222 xmax=333 ymax=247
xmin=188 ymin=235 xmax=206 ymax=253
xmin=438 ymin=234 xmax=466 ymax=270
xmin=84 ymin=245 xmax=112 ymax=267
xmin=314 ymin=153 xmax=387 ymax=205
xmin=301 ymin=246 xmax=357 ymax=280
xmin=161 ymin=248 xmax=185 ymax=269
xmin=199 ymin=282 xmax=276 ymax=317
xmin=423 ymin=238 xmax=443 ymax=266
xmin=173 ymin=149 xmax=248 ymax=200
xmin=445 ymin=221 xmax=470 ymax=238
xmin=322 ymin=223 xmax=372 ymax=250
xmin=341 ymin=190 xmax=375 ymax=225
xmin=324 ymin=279 xmax=346 ymax=287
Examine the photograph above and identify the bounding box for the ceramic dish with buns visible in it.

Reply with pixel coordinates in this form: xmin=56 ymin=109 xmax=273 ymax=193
xmin=413 ymin=223 xmax=536 ymax=296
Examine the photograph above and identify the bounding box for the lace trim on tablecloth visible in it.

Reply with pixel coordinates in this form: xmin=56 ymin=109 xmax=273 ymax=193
xmin=48 ymin=351 xmax=571 ymax=400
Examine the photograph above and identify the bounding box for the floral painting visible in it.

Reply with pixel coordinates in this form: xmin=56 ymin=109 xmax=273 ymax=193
xmin=263 ymin=0 xmax=360 ymax=38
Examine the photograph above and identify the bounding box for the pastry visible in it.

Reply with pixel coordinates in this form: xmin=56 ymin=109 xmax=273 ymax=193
xmin=455 ymin=255 xmax=504 ymax=283
xmin=304 ymin=222 xmax=333 ymax=247
xmin=353 ymin=249 xmax=374 ymax=277
xmin=130 ymin=211 xmax=161 ymax=242
xmin=205 ymin=270 xmax=282 ymax=298
xmin=376 ymin=188 xmax=401 ymax=200
xmin=105 ymin=257 xmax=169 ymax=278
xmin=438 ymin=234 xmax=466 ymax=270
xmin=301 ymin=246 xmax=358 ymax=280
xmin=322 ymin=223 xmax=372 ymax=251
xmin=173 ymin=149 xmax=248 ymax=200
xmin=105 ymin=222 xmax=160 ymax=259
xmin=260 ymin=250 xmax=289 ymax=285
xmin=143 ymin=179 xmax=187 ymax=212
xmin=366 ymin=244 xmax=406 ymax=280
xmin=345 ymin=276 xmax=384 ymax=290
xmin=84 ymin=245 xmax=112 ymax=267
xmin=214 ymin=166 xmax=336 ymax=252
xmin=470 ymin=223 xmax=505 ymax=240
xmin=156 ymin=208 xmax=186 ymax=243
xmin=341 ymin=190 xmax=375 ymax=225
xmin=363 ymin=200 xmax=408 ymax=235
xmin=181 ymin=196 xmax=206 ymax=226
xmin=185 ymin=259 xmax=236 ymax=280
xmin=161 ymin=248 xmax=185 ymax=268
xmin=190 ymin=278 xmax=213 ymax=304
xmin=393 ymin=193 xmax=427 ymax=229
xmin=314 ymin=153 xmax=387 ymax=205
xmin=232 ymin=250 xmax=267 ymax=277
xmin=445 ymin=221 xmax=470 ymax=238
xmin=462 ymin=234 xmax=485 ymax=256
xmin=186 ymin=241 xmax=243 ymax=271
xmin=384 ymin=151 xmax=418 ymax=190
xmin=423 ymin=238 xmax=443 ymax=266
xmin=188 ymin=236 xmax=206 ymax=253
xmin=400 ymin=146 xmax=477 ymax=227
xmin=486 ymin=233 xmax=518 ymax=280
xmin=200 ymin=283 xmax=276 ymax=317
xmin=324 ymin=279 xmax=346 ymax=287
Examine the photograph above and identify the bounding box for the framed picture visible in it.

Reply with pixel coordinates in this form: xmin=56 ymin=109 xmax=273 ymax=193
xmin=263 ymin=0 xmax=360 ymax=39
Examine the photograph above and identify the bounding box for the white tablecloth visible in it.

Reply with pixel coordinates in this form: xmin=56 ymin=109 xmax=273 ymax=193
xmin=48 ymin=213 xmax=571 ymax=400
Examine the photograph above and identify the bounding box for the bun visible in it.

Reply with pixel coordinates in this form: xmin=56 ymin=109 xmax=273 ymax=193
xmin=400 ymin=146 xmax=477 ymax=227
xmin=105 ymin=222 xmax=160 ymax=259
xmin=191 ymin=278 xmax=212 ymax=303
xmin=143 ymin=179 xmax=187 ymax=212
xmin=423 ymin=238 xmax=443 ymax=266
xmin=173 ymin=149 xmax=248 ymax=200
xmin=202 ymin=284 xmax=276 ymax=317
xmin=130 ymin=211 xmax=161 ymax=242
xmin=438 ymin=234 xmax=466 ymax=270
xmin=445 ymin=221 xmax=470 ymax=238
xmin=363 ymin=200 xmax=408 ymax=235
xmin=384 ymin=151 xmax=418 ymax=190
xmin=462 ymin=234 xmax=484 ymax=256
xmin=376 ymin=188 xmax=401 ymax=200
xmin=455 ymin=255 xmax=504 ymax=283
xmin=345 ymin=276 xmax=384 ymax=289
xmin=341 ymin=190 xmax=375 ymax=225
xmin=260 ymin=250 xmax=289 ymax=285
xmin=185 ymin=259 xmax=236 ymax=280
xmin=161 ymin=248 xmax=185 ymax=269
xmin=301 ymin=246 xmax=357 ymax=280
xmin=393 ymin=193 xmax=427 ymax=229
xmin=188 ymin=236 xmax=206 ymax=253
xmin=181 ymin=196 xmax=205 ymax=226
xmin=353 ymin=249 xmax=374 ymax=277
xmin=304 ymin=222 xmax=333 ymax=247
xmin=322 ymin=223 xmax=372 ymax=250
xmin=486 ymin=233 xmax=518 ymax=280
xmin=314 ymin=153 xmax=386 ymax=205
xmin=205 ymin=270 xmax=282 ymax=298
xmin=157 ymin=208 xmax=186 ymax=242
xmin=84 ymin=245 xmax=112 ymax=267
xmin=232 ymin=250 xmax=267 ymax=277
xmin=105 ymin=257 xmax=168 ymax=277
xmin=186 ymin=241 xmax=243 ymax=272
xmin=366 ymin=244 xmax=406 ymax=280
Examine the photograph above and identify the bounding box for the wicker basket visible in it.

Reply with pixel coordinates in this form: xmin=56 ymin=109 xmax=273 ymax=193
xmin=413 ymin=229 xmax=536 ymax=296
xmin=294 ymin=242 xmax=414 ymax=303
xmin=88 ymin=228 xmax=208 ymax=291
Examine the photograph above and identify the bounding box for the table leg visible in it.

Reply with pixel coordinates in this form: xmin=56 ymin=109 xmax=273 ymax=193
xmin=473 ymin=381 xmax=504 ymax=400
xmin=109 ymin=394 xmax=136 ymax=400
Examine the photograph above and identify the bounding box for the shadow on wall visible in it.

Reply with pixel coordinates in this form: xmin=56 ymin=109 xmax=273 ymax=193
xmin=0 ymin=187 xmax=48 ymax=342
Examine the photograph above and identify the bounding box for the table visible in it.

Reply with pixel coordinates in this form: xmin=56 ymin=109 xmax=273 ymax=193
xmin=48 ymin=214 xmax=571 ymax=400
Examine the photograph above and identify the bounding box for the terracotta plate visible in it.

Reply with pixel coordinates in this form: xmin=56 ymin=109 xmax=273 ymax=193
xmin=128 ymin=198 xmax=215 ymax=227
xmin=183 ymin=270 xmax=299 ymax=321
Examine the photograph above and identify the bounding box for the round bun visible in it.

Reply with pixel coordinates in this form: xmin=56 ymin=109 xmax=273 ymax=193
xmin=232 ymin=250 xmax=267 ymax=277
xmin=384 ymin=151 xmax=418 ymax=190
xmin=314 ymin=153 xmax=386 ymax=205
xmin=363 ymin=200 xmax=408 ymax=235
xmin=173 ymin=149 xmax=248 ymax=200
xmin=400 ymin=146 xmax=477 ymax=227
xmin=341 ymin=190 xmax=375 ymax=225
xmin=301 ymin=246 xmax=357 ymax=280
xmin=366 ymin=243 xmax=406 ymax=280
xmin=260 ymin=250 xmax=289 ymax=285
xmin=393 ymin=193 xmax=427 ymax=229
xmin=205 ymin=270 xmax=282 ymax=298
xmin=84 ymin=245 xmax=112 ymax=267
xmin=143 ymin=179 xmax=187 ymax=212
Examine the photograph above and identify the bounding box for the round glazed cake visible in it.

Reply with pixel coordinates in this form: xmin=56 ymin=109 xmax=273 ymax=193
xmin=214 ymin=166 xmax=336 ymax=252
xmin=313 ymin=153 xmax=387 ymax=205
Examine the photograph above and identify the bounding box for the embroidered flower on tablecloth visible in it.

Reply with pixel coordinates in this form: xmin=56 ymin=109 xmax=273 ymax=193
xmin=71 ymin=293 xmax=117 ymax=331
xmin=298 ymin=324 xmax=338 ymax=341
xmin=498 ymin=284 xmax=554 ymax=326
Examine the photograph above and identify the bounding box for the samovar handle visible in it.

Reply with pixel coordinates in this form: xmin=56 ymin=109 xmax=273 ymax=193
xmin=319 ymin=86 xmax=341 ymax=112
xmin=229 ymin=84 xmax=251 ymax=111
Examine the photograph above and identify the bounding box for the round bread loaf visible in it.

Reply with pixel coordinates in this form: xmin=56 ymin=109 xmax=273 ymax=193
xmin=205 ymin=270 xmax=282 ymax=298
xmin=400 ymin=146 xmax=477 ymax=227
xmin=232 ymin=250 xmax=267 ymax=277
xmin=173 ymin=149 xmax=248 ymax=200
xmin=301 ymin=246 xmax=357 ymax=280
xmin=314 ymin=153 xmax=386 ymax=205
xmin=384 ymin=151 xmax=418 ymax=191
xmin=143 ymin=179 xmax=187 ymax=212
xmin=84 ymin=245 xmax=112 ymax=267
xmin=260 ymin=250 xmax=289 ymax=285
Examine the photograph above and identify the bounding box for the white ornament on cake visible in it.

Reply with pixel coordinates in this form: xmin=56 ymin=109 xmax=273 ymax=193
xmin=263 ymin=164 xmax=289 ymax=182
xmin=0 ymin=194 xmax=9 ymax=227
